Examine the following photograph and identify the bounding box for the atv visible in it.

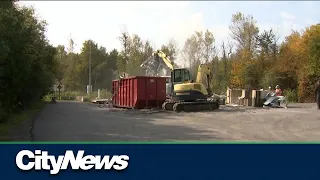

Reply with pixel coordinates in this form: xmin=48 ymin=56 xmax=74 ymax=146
xmin=263 ymin=92 xmax=288 ymax=108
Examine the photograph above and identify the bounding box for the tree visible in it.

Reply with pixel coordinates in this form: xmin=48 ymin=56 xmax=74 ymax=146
xmin=256 ymin=29 xmax=276 ymax=57
xmin=54 ymin=45 xmax=67 ymax=83
xmin=118 ymin=31 xmax=131 ymax=63
xmin=181 ymin=30 xmax=217 ymax=85
xmin=218 ymin=40 xmax=233 ymax=92
xmin=229 ymin=12 xmax=260 ymax=88
xmin=229 ymin=12 xmax=259 ymax=54
xmin=161 ymin=38 xmax=178 ymax=63
xmin=142 ymin=40 xmax=154 ymax=63
xmin=254 ymin=29 xmax=279 ymax=88
xmin=303 ymin=24 xmax=320 ymax=76
xmin=67 ymin=35 xmax=75 ymax=53
xmin=182 ymin=32 xmax=204 ymax=78
xmin=297 ymin=24 xmax=320 ymax=102
xmin=277 ymin=31 xmax=303 ymax=88
xmin=0 ymin=2 xmax=57 ymax=121
xmin=203 ymin=30 xmax=216 ymax=64
xmin=126 ymin=34 xmax=144 ymax=75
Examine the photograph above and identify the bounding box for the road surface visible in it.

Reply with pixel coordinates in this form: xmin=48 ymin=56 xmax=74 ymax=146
xmin=31 ymin=101 xmax=320 ymax=141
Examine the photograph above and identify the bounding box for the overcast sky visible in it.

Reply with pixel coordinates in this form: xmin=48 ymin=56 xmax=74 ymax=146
xmin=18 ymin=1 xmax=320 ymax=54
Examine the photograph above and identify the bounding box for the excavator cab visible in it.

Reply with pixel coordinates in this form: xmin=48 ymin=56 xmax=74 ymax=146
xmin=165 ymin=68 xmax=193 ymax=97
xmin=171 ymin=68 xmax=192 ymax=83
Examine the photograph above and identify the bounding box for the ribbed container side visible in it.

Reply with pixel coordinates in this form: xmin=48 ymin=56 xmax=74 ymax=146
xmin=112 ymin=76 xmax=167 ymax=109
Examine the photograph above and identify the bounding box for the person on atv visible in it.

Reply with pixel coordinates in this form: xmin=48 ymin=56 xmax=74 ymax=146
xmin=273 ymin=85 xmax=282 ymax=106
xmin=275 ymin=85 xmax=282 ymax=96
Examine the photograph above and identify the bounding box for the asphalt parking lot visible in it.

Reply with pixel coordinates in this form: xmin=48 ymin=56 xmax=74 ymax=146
xmin=26 ymin=101 xmax=320 ymax=142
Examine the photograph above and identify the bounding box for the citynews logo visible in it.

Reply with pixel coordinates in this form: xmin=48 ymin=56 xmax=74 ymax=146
xmin=15 ymin=150 xmax=129 ymax=175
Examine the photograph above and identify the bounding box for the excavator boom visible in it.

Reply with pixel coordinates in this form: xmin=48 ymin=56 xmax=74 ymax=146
xmin=140 ymin=50 xmax=174 ymax=76
xmin=196 ymin=64 xmax=211 ymax=83
xmin=196 ymin=64 xmax=213 ymax=96
xmin=153 ymin=50 xmax=174 ymax=70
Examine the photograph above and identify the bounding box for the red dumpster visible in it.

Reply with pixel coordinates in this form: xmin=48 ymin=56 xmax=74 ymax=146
xmin=112 ymin=76 xmax=167 ymax=109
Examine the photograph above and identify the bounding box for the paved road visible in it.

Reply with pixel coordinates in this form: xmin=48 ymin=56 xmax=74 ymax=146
xmin=32 ymin=101 xmax=216 ymax=141
xmin=32 ymin=101 xmax=320 ymax=141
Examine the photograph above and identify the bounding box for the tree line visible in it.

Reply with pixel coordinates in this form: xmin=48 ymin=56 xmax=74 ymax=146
xmin=1 ymin=1 xmax=57 ymax=121
xmin=56 ymin=13 xmax=320 ymax=104
xmin=57 ymin=12 xmax=320 ymax=102
xmin=1 ymin=1 xmax=320 ymax=121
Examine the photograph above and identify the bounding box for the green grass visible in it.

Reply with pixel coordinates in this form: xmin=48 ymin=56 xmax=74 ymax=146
xmin=0 ymin=101 xmax=46 ymax=137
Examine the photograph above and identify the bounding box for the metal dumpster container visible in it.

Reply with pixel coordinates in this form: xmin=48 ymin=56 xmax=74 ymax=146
xmin=112 ymin=76 xmax=167 ymax=109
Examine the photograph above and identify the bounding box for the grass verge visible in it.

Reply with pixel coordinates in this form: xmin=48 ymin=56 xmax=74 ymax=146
xmin=0 ymin=101 xmax=46 ymax=139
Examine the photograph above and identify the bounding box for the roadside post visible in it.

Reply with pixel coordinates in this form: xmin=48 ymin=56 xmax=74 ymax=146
xmin=57 ymin=84 xmax=62 ymax=100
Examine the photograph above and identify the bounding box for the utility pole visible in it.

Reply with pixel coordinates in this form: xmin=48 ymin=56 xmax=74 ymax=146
xmin=88 ymin=41 xmax=92 ymax=95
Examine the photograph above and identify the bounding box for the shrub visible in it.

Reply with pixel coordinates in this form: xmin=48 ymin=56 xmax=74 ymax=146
xmin=43 ymin=90 xmax=112 ymax=102
xmin=43 ymin=91 xmax=86 ymax=101
xmin=0 ymin=108 xmax=8 ymax=123
xmin=284 ymin=89 xmax=298 ymax=103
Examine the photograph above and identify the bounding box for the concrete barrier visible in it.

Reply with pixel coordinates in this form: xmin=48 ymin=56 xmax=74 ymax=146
xmin=227 ymin=88 xmax=271 ymax=107
xmin=226 ymin=89 xmax=243 ymax=104
xmin=237 ymin=89 xmax=253 ymax=106
xmin=76 ymin=96 xmax=83 ymax=101
xmin=75 ymin=96 xmax=90 ymax=102
xmin=82 ymin=97 xmax=90 ymax=102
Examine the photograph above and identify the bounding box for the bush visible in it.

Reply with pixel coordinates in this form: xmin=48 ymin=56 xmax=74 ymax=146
xmin=62 ymin=91 xmax=85 ymax=100
xmin=42 ymin=90 xmax=112 ymax=102
xmin=284 ymin=89 xmax=298 ymax=103
xmin=297 ymin=74 xmax=317 ymax=103
xmin=43 ymin=91 xmax=86 ymax=101
xmin=97 ymin=89 xmax=112 ymax=99
xmin=0 ymin=108 xmax=8 ymax=123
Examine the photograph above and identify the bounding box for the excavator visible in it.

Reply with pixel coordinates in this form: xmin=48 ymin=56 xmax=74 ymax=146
xmin=145 ymin=50 xmax=220 ymax=112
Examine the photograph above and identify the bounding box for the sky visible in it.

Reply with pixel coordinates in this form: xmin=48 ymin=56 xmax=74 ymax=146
xmin=18 ymin=1 xmax=320 ymax=55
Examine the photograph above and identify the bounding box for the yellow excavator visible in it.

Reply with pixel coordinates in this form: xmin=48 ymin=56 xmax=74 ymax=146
xmin=150 ymin=50 xmax=220 ymax=112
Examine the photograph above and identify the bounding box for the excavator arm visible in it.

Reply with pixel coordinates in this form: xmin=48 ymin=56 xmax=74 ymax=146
xmin=140 ymin=50 xmax=174 ymax=76
xmin=196 ymin=64 xmax=211 ymax=83
xmin=196 ymin=64 xmax=213 ymax=96
xmin=153 ymin=50 xmax=174 ymax=70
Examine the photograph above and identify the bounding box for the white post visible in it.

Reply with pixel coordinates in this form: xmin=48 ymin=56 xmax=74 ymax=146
xmin=98 ymin=89 xmax=100 ymax=99
xmin=87 ymin=85 xmax=92 ymax=95
xmin=88 ymin=41 xmax=92 ymax=94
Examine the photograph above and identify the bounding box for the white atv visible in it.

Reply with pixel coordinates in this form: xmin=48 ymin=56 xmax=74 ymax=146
xmin=263 ymin=92 xmax=288 ymax=108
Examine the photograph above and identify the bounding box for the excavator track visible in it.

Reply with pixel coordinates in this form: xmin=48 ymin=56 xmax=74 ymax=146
xmin=162 ymin=100 xmax=219 ymax=112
